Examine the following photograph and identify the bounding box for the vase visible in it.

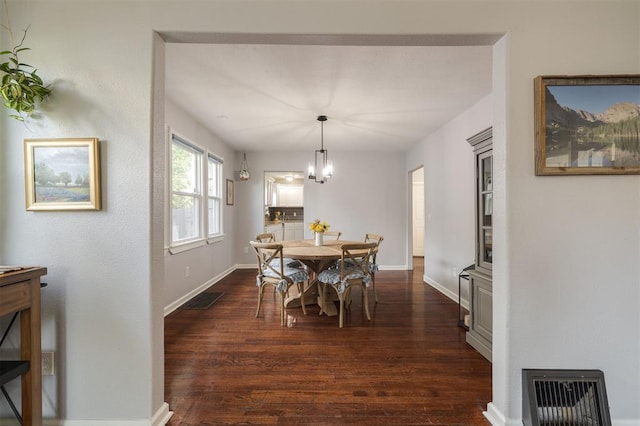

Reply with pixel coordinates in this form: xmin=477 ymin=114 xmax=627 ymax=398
xmin=314 ymin=232 xmax=324 ymax=246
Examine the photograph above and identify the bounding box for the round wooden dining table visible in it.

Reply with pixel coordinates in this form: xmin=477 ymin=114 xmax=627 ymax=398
xmin=279 ymin=239 xmax=361 ymax=316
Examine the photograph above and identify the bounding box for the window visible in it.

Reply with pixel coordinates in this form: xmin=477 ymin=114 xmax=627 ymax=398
xmin=207 ymin=154 xmax=223 ymax=239
xmin=169 ymin=131 xmax=224 ymax=252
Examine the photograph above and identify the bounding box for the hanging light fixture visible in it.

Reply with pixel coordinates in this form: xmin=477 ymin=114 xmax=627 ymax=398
xmin=239 ymin=152 xmax=251 ymax=181
xmin=307 ymin=115 xmax=333 ymax=184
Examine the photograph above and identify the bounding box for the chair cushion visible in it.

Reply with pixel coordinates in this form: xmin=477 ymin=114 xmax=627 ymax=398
xmin=267 ymin=258 xmax=304 ymax=269
xmin=332 ymin=259 xmax=378 ymax=273
xmin=286 ymin=260 xmax=304 ymax=268
xmin=317 ymin=269 xmax=371 ymax=294
xmin=258 ymin=267 xmax=309 ymax=293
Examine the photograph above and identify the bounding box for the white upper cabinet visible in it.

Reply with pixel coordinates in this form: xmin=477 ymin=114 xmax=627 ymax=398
xmin=277 ymin=184 xmax=303 ymax=206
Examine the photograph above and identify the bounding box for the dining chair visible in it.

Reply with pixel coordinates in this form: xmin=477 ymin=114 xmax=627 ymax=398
xmin=255 ymin=233 xmax=303 ymax=269
xmin=364 ymin=234 xmax=384 ymax=302
xmin=317 ymin=242 xmax=376 ymax=328
xmin=323 ymin=231 xmax=342 ymax=240
xmin=255 ymin=233 xmax=276 ymax=242
xmin=250 ymin=241 xmax=310 ymax=326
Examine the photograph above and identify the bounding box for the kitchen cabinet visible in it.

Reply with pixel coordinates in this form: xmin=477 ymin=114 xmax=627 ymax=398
xmin=284 ymin=222 xmax=304 ymax=240
xmin=265 ymin=177 xmax=276 ymax=206
xmin=466 ymin=127 xmax=493 ymax=362
xmin=277 ymin=185 xmax=303 ymax=206
xmin=265 ymin=222 xmax=303 ymax=241
xmin=265 ymin=224 xmax=283 ymax=241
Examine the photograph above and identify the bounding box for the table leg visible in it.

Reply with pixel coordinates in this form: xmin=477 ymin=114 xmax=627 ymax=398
xmin=284 ymin=280 xmax=338 ymax=317
xmin=21 ymin=276 xmax=42 ymax=425
xmin=282 ymin=258 xmax=339 ymax=316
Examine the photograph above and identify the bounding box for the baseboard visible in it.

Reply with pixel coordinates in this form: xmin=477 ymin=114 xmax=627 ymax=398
xmin=482 ymin=402 xmax=640 ymax=426
xmin=164 ymin=265 xmax=236 ymax=316
xmin=235 ymin=263 xmax=257 ymax=269
xmin=484 ymin=402 xmax=506 ymax=425
xmin=152 ymin=402 xmax=173 ymax=426
xmin=9 ymin=403 xmax=172 ymax=426
xmin=483 ymin=402 xmax=523 ymax=426
xmin=423 ymin=273 xmax=469 ymax=309
xmin=379 ymin=265 xmax=407 ymax=271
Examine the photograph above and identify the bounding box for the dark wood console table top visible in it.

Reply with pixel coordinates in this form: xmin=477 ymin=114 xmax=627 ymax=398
xmin=0 ymin=266 xmax=47 ymax=425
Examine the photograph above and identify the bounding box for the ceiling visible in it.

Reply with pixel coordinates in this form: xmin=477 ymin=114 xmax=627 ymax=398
xmin=164 ymin=39 xmax=493 ymax=153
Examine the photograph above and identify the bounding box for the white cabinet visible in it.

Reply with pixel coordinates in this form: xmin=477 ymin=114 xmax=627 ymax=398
xmin=265 ymin=222 xmax=304 ymax=241
xmin=283 ymin=222 xmax=303 ymax=240
xmin=277 ymin=185 xmax=303 ymax=206
xmin=265 ymin=224 xmax=283 ymax=241
xmin=265 ymin=177 xmax=276 ymax=206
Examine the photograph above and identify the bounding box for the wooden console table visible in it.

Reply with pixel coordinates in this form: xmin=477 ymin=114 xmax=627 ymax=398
xmin=0 ymin=267 xmax=47 ymax=425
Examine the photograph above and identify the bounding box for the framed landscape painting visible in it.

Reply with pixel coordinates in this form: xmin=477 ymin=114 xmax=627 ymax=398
xmin=24 ymin=138 xmax=101 ymax=210
xmin=534 ymin=75 xmax=640 ymax=175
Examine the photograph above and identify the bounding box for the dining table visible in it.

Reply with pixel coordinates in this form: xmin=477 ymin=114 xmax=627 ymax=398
xmin=279 ymin=239 xmax=362 ymax=316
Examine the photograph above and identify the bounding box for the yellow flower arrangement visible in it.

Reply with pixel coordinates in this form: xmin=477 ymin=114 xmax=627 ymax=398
xmin=309 ymin=219 xmax=330 ymax=233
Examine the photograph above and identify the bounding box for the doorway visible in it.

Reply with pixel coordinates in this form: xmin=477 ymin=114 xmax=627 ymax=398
xmin=411 ymin=167 xmax=425 ymax=261
xmin=156 ymin=32 xmax=504 ymax=419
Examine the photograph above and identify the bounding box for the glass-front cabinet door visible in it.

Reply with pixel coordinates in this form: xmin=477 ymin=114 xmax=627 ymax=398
xmin=467 ymin=127 xmax=493 ymax=276
xmin=478 ymin=150 xmax=492 ymax=271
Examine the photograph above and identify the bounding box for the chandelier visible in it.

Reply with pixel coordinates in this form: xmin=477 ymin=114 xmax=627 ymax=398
xmin=307 ymin=115 xmax=333 ymax=184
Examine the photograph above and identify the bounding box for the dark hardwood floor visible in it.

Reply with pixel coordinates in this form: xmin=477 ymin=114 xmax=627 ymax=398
xmin=165 ymin=257 xmax=492 ymax=425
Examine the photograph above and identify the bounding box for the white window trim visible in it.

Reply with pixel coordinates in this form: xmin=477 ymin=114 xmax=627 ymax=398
xmin=206 ymin=152 xmax=224 ymax=242
xmin=167 ymin=127 xmax=225 ymax=254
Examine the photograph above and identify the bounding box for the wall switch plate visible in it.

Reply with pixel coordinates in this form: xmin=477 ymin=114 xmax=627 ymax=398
xmin=42 ymin=351 xmax=55 ymax=376
xmin=185 ymin=266 xmax=190 ymax=277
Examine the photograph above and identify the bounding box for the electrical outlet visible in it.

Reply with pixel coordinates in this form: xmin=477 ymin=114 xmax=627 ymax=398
xmin=243 ymin=246 xmax=249 ymax=254
xmin=42 ymin=352 xmax=55 ymax=376
xmin=185 ymin=266 xmax=190 ymax=277
xmin=452 ymin=267 xmax=458 ymax=278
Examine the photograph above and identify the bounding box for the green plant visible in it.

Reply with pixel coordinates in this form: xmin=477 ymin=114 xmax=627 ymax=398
xmin=0 ymin=2 xmax=50 ymax=121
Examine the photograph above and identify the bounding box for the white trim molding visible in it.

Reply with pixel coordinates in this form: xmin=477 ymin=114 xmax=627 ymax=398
xmin=484 ymin=402 xmax=521 ymax=426
xmin=152 ymin=403 xmax=173 ymax=426
xmin=164 ymin=266 xmax=235 ymax=316
xmin=423 ymin=273 xmax=469 ymax=309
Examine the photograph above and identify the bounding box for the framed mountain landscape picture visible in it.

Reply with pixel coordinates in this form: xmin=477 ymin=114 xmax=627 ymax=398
xmin=534 ymin=75 xmax=640 ymax=175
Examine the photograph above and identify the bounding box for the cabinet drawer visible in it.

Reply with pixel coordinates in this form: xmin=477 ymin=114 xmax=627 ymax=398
xmin=0 ymin=280 xmax=32 ymax=316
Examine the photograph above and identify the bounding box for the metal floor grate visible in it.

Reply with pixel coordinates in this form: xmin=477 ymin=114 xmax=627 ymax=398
xmin=523 ymin=369 xmax=611 ymax=426
xmin=181 ymin=292 xmax=224 ymax=310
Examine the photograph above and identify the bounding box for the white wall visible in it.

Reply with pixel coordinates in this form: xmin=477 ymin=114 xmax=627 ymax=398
xmin=234 ymin=150 xmax=407 ymax=269
xmin=1 ymin=2 xmax=156 ymax=421
xmin=495 ymin=4 xmax=639 ymax=423
xmin=0 ymin=1 xmax=638 ymax=425
xmin=407 ymin=94 xmax=492 ymax=304
xmin=163 ymin=99 xmax=237 ymax=311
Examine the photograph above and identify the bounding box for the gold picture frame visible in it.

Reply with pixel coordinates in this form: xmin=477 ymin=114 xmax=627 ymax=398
xmin=226 ymin=179 xmax=234 ymax=206
xmin=534 ymin=75 xmax=640 ymax=175
xmin=24 ymin=138 xmax=101 ymax=211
